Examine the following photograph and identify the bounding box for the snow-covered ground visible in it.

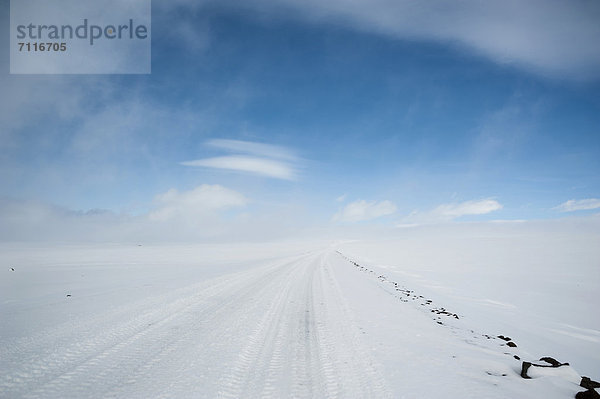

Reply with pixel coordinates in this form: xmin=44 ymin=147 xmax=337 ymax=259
xmin=1 ymin=235 xmax=598 ymax=398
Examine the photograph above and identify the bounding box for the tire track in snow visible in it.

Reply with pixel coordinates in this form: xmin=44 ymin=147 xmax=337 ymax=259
xmin=317 ymin=253 xmax=392 ymax=398
xmin=2 ymin=250 xmax=392 ymax=398
xmin=104 ymin=254 xmax=308 ymax=398
xmin=1 ymin=253 xmax=312 ymax=399
xmin=218 ymin=253 xmax=313 ymax=398
xmin=219 ymin=251 xmax=391 ymax=398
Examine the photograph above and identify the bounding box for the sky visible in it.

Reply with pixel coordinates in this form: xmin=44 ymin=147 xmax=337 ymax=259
xmin=1 ymin=0 xmax=599 ymax=241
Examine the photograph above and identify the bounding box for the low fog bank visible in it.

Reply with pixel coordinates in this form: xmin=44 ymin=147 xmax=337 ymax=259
xmin=0 ymin=197 xmax=317 ymax=244
xmin=2 ymin=197 xmax=599 ymax=245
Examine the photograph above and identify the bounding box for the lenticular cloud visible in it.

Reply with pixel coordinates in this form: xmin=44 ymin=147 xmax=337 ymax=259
xmin=181 ymin=139 xmax=300 ymax=180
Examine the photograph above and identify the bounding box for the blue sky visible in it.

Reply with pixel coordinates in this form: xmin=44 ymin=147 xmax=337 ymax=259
xmin=1 ymin=0 xmax=599 ymax=240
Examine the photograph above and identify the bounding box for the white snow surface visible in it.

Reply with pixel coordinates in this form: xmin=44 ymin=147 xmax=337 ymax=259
xmin=0 ymin=238 xmax=597 ymax=398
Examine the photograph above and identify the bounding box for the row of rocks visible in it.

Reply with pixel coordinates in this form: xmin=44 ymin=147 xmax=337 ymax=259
xmin=336 ymin=251 xmax=599 ymax=399
xmin=337 ymin=251 xmax=462 ymax=325
xmin=336 ymin=252 xmax=525 ymax=353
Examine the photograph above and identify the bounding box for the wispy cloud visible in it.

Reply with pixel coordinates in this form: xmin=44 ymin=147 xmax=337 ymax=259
xmin=182 ymin=156 xmax=296 ymax=180
xmin=163 ymin=0 xmax=600 ymax=80
xmin=182 ymin=140 xmax=300 ymax=180
xmin=555 ymin=199 xmax=600 ymax=213
xmin=399 ymin=199 xmax=503 ymax=225
xmin=0 ymin=75 xmax=98 ymax=148
xmin=291 ymin=0 xmax=600 ymax=78
xmin=333 ymin=199 xmax=397 ymax=223
xmin=432 ymin=199 xmax=503 ymax=219
xmin=207 ymin=139 xmax=298 ymax=161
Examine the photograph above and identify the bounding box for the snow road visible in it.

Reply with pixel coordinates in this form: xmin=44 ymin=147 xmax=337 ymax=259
xmin=1 ymin=250 xmax=390 ymax=398
xmin=0 ymin=245 xmax=591 ymax=398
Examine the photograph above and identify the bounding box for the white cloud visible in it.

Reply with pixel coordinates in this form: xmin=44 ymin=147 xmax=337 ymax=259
xmin=555 ymin=199 xmax=600 ymax=213
xmin=182 ymin=139 xmax=301 ymax=180
xmin=149 ymin=184 xmax=247 ymax=222
xmin=432 ymin=199 xmax=503 ymax=219
xmin=284 ymin=0 xmax=600 ymax=78
xmin=333 ymin=199 xmax=397 ymax=223
xmin=398 ymin=199 xmax=503 ymax=226
xmin=207 ymin=139 xmax=298 ymax=161
xmin=182 ymin=156 xmax=296 ymax=180
xmin=164 ymin=0 xmax=600 ymax=79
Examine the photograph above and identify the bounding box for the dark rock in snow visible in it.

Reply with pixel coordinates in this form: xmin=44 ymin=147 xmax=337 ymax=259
xmin=10 ymin=267 xmax=15 ymax=271
xmin=521 ymin=362 xmax=533 ymax=379
xmin=581 ymin=377 xmax=600 ymax=390
xmin=66 ymin=294 xmax=72 ymax=297
xmin=521 ymin=357 xmax=572 ymax=379
xmin=540 ymin=357 xmax=568 ymax=367
xmin=497 ymin=335 xmax=512 ymax=341
xmin=576 ymin=389 xmax=600 ymax=399
xmin=506 ymin=341 xmax=517 ymax=348
xmin=514 ymin=355 xmax=520 ymax=360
